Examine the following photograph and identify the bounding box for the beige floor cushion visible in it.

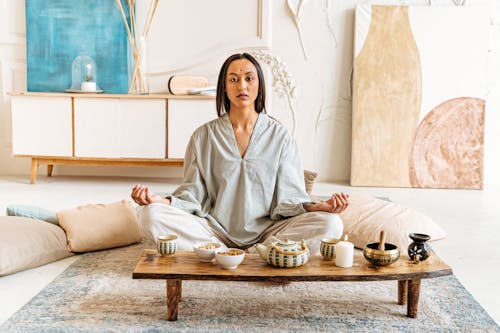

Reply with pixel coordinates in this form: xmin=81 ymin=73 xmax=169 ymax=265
xmin=0 ymin=216 xmax=74 ymax=276
xmin=57 ymin=200 xmax=141 ymax=253
xmin=339 ymin=193 xmax=446 ymax=250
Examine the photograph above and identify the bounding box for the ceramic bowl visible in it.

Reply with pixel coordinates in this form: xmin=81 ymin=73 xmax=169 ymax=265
xmin=215 ymin=248 xmax=245 ymax=269
xmin=363 ymin=242 xmax=400 ymax=266
xmin=193 ymin=242 xmax=224 ymax=262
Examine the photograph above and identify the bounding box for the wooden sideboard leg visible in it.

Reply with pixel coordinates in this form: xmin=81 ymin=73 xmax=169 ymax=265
xmin=29 ymin=159 xmax=39 ymax=184
xmin=166 ymin=279 xmax=182 ymax=321
xmin=407 ymin=278 xmax=421 ymax=318
xmin=47 ymin=164 xmax=54 ymax=177
xmin=398 ymin=280 xmax=408 ymax=305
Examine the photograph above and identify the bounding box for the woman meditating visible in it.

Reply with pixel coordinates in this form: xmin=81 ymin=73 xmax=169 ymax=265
xmin=131 ymin=53 xmax=349 ymax=254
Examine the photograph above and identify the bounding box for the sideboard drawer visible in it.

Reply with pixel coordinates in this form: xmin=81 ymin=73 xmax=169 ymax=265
xmin=74 ymin=98 xmax=166 ymax=158
xmin=11 ymin=96 xmax=72 ymax=156
xmin=167 ymin=99 xmax=216 ymax=159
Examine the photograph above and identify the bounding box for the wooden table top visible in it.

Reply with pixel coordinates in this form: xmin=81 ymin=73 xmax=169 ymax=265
xmin=132 ymin=250 xmax=452 ymax=282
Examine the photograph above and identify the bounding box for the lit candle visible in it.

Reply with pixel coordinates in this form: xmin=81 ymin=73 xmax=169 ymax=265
xmin=335 ymin=235 xmax=354 ymax=268
xmin=86 ymin=64 xmax=92 ymax=78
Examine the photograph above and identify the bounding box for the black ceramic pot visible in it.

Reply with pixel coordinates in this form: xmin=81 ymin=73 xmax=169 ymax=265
xmin=407 ymin=233 xmax=431 ymax=262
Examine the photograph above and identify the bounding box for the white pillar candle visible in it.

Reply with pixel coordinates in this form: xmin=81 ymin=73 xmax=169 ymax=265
xmin=81 ymin=81 xmax=96 ymax=92
xmin=335 ymin=235 xmax=354 ymax=268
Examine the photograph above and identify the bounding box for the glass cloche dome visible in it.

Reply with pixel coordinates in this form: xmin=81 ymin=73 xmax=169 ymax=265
xmin=69 ymin=52 xmax=101 ymax=92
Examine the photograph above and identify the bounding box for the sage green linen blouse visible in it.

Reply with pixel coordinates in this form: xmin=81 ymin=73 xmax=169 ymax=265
xmin=169 ymin=112 xmax=309 ymax=247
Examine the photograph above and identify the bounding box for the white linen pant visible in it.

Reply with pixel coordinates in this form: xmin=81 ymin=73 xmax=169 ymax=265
xmin=139 ymin=203 xmax=343 ymax=255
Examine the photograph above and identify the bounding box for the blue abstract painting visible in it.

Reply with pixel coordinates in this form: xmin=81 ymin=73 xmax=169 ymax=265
xmin=26 ymin=0 xmax=130 ymax=93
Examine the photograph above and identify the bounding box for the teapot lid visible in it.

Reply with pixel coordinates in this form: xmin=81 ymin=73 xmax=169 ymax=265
xmin=275 ymin=239 xmax=301 ymax=250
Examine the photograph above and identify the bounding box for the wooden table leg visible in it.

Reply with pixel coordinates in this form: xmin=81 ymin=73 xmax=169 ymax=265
xmin=407 ymin=278 xmax=421 ymax=318
xmin=178 ymin=280 xmax=182 ymax=303
xmin=398 ymin=280 xmax=408 ymax=305
xmin=167 ymin=279 xmax=182 ymax=321
xmin=30 ymin=159 xmax=39 ymax=184
xmin=47 ymin=164 xmax=53 ymax=177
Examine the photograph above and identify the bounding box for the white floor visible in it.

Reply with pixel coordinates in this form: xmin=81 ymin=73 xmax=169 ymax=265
xmin=0 ymin=175 xmax=499 ymax=326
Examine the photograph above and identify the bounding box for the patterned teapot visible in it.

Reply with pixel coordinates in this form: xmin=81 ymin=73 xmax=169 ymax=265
xmin=255 ymin=238 xmax=309 ymax=268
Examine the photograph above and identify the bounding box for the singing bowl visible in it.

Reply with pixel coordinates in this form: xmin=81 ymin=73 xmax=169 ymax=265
xmin=363 ymin=242 xmax=400 ymax=266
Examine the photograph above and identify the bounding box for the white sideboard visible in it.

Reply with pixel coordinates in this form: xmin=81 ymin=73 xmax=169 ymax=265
xmin=10 ymin=92 xmax=216 ymax=183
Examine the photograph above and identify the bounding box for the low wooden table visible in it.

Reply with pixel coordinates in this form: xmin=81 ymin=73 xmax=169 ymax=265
xmin=132 ymin=249 xmax=452 ymax=321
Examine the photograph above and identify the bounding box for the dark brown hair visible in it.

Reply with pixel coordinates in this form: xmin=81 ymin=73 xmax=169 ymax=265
xmin=216 ymin=53 xmax=266 ymax=117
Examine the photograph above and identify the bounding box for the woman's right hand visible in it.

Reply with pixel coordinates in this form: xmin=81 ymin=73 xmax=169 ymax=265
xmin=130 ymin=184 xmax=170 ymax=206
xmin=304 ymin=192 xmax=349 ymax=214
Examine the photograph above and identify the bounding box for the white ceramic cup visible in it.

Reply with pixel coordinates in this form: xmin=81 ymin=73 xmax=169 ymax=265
xmin=157 ymin=234 xmax=177 ymax=256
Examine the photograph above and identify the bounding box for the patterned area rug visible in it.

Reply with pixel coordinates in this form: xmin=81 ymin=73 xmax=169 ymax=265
xmin=1 ymin=243 xmax=499 ymax=333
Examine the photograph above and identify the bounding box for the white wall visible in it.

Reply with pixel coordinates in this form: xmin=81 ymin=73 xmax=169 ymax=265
xmin=0 ymin=0 xmax=499 ymax=187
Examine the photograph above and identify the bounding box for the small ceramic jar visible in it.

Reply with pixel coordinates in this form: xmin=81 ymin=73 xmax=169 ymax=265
xmin=408 ymin=233 xmax=431 ymax=262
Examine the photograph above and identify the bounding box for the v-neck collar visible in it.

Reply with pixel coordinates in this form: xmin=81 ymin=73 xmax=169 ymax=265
xmin=223 ymin=112 xmax=263 ymax=159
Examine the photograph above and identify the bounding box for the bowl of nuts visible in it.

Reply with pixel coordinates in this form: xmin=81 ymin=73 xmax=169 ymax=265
xmin=193 ymin=242 xmax=223 ymax=262
xmin=215 ymin=248 xmax=245 ymax=269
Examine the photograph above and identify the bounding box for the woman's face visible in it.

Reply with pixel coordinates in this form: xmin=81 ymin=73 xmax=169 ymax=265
xmin=225 ymin=59 xmax=259 ymax=111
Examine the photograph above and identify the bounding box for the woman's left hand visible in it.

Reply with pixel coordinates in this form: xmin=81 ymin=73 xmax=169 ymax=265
xmin=305 ymin=192 xmax=349 ymax=214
